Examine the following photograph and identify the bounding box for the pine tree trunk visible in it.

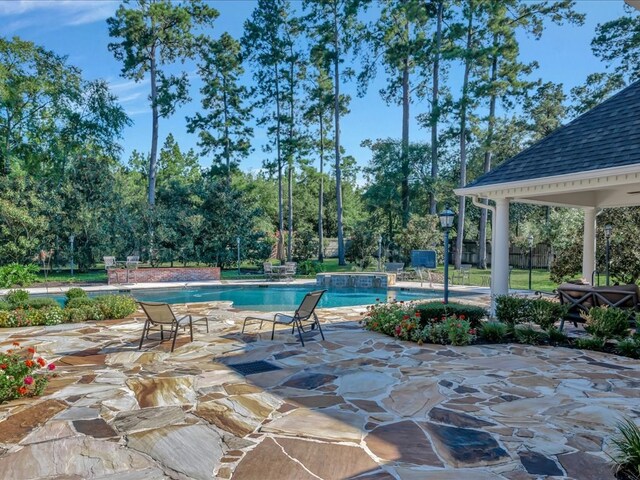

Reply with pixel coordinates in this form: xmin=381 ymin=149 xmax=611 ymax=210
xmin=274 ymin=65 xmax=284 ymax=263
xmin=401 ymin=25 xmax=410 ymax=229
xmin=149 ymin=47 xmax=158 ymax=207
xmin=429 ymin=0 xmax=443 ymax=215
xmin=287 ymin=52 xmax=295 ymax=263
xmin=478 ymin=50 xmax=497 ymax=269
xmin=333 ymin=1 xmax=345 ymax=266
xmin=318 ymin=112 xmax=325 ymax=262
xmin=455 ymin=2 xmax=474 ymax=270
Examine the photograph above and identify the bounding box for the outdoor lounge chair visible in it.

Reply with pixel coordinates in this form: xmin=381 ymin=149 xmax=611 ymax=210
xmin=557 ymin=283 xmax=639 ymax=330
xmin=241 ymin=289 xmax=327 ymax=346
xmin=138 ymin=301 xmax=201 ymax=352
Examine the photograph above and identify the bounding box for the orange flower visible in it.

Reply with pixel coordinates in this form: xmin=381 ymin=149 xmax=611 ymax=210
xmin=37 ymin=358 xmax=46 ymax=367
xmin=12 ymin=342 xmax=20 ymax=347
xmin=24 ymin=359 xmax=34 ymax=368
xmin=17 ymin=386 xmax=27 ymax=396
xmin=27 ymin=347 xmax=36 ymax=354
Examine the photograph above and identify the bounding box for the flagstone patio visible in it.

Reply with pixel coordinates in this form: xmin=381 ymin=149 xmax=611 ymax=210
xmin=0 ymin=301 xmax=637 ymax=479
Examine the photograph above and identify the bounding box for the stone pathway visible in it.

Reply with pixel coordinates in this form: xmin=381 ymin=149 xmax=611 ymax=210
xmin=0 ymin=301 xmax=637 ymax=479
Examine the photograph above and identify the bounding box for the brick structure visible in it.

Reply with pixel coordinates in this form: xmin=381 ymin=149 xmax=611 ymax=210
xmin=316 ymin=272 xmax=396 ymax=289
xmin=108 ymin=267 xmax=220 ymax=284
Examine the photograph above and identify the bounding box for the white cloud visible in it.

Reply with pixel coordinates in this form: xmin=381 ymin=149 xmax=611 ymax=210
xmin=0 ymin=0 xmax=118 ymax=30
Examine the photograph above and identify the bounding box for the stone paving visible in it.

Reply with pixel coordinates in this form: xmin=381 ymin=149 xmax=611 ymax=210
xmin=0 ymin=301 xmax=637 ymax=479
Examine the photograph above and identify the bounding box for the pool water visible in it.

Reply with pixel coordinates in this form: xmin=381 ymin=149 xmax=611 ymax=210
xmin=47 ymin=285 xmax=468 ymax=311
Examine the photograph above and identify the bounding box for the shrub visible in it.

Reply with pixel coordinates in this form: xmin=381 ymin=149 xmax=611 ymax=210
xmin=547 ymin=327 xmax=569 ymax=345
xmin=514 ymin=324 xmax=547 ymax=345
xmin=24 ymin=298 xmax=59 ymax=310
xmin=495 ymin=295 xmax=530 ymax=325
xmin=525 ymin=299 xmax=567 ymax=330
xmin=416 ymin=302 xmax=487 ymax=328
xmin=65 ymin=297 xmax=96 ymax=309
xmin=573 ymin=337 xmax=606 ymax=351
xmin=0 ymin=301 xmax=10 ymax=311
xmin=435 ymin=316 xmax=476 ymax=346
xmin=616 ymin=338 xmax=640 ymax=359
xmin=0 ymin=306 xmax=64 ymax=328
xmin=582 ymin=306 xmax=631 ymax=341
xmin=293 ymin=229 xmax=320 ymax=262
xmin=0 ymin=342 xmax=56 ymax=403
xmin=94 ymin=295 xmax=137 ymax=319
xmin=64 ymin=288 xmax=87 ymax=305
xmin=363 ymin=301 xmax=414 ymax=337
xmin=63 ymin=304 xmax=105 ymax=323
xmin=480 ymin=321 xmax=508 ymax=343
xmin=5 ymin=289 xmax=29 ymax=308
xmin=298 ymin=260 xmax=325 ymax=276
xmin=611 ymin=418 xmax=640 ymax=479
xmin=0 ymin=263 xmax=39 ymax=288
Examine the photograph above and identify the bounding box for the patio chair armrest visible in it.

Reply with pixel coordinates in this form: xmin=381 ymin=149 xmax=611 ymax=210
xmin=176 ymin=314 xmax=192 ymax=325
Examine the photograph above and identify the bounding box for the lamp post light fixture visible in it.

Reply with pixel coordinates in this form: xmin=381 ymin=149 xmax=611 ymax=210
xmin=237 ymin=236 xmax=241 ymax=276
xmin=69 ymin=235 xmax=75 ymax=277
xmin=604 ymin=224 xmax=612 ymax=286
xmin=439 ymin=207 xmax=455 ymax=304
xmin=527 ymin=234 xmax=534 ymax=291
xmin=377 ymin=235 xmax=382 ymax=271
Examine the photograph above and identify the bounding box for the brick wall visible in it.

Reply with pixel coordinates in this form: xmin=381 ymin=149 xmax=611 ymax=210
xmin=108 ymin=267 xmax=220 ymax=284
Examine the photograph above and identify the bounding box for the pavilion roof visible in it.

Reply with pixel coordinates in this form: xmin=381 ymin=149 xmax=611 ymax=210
xmin=465 ymin=80 xmax=640 ymax=190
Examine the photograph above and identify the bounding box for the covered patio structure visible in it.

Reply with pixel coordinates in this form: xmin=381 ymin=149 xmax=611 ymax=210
xmin=455 ymin=79 xmax=640 ymax=306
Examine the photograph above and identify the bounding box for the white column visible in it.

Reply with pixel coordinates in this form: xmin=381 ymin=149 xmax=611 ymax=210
xmin=491 ymin=198 xmax=510 ymax=312
xmin=582 ymin=207 xmax=596 ymax=282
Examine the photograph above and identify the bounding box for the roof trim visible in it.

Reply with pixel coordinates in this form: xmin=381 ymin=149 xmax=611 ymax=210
xmin=455 ymin=162 xmax=640 ymax=197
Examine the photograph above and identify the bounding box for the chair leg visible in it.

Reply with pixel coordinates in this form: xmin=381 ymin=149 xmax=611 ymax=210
xmin=205 ymin=317 xmax=209 ymax=333
xmin=189 ymin=318 xmax=193 ymax=342
xmin=314 ymin=314 xmax=325 ymax=341
xmin=294 ymin=319 xmax=305 ymax=347
xmin=160 ymin=325 xmax=164 ymax=341
xmin=559 ymin=318 xmax=565 ymax=331
xmin=271 ymin=321 xmax=277 ymax=340
xmin=171 ymin=323 xmax=178 ymax=352
xmin=139 ymin=320 xmax=149 ymax=350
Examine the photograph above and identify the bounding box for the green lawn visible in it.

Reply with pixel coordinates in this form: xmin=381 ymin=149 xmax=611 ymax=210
xmin=34 ymin=260 xmax=560 ymax=292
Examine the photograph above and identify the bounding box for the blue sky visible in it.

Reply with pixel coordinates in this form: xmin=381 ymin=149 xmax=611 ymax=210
xmin=0 ymin=0 xmax=630 ymax=173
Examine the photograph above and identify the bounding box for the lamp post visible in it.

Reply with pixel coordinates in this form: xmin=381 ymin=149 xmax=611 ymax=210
xmin=237 ymin=236 xmax=241 ymax=276
xmin=69 ymin=235 xmax=75 ymax=277
xmin=604 ymin=224 xmax=612 ymax=286
xmin=527 ymin=234 xmax=534 ymax=291
xmin=377 ymin=235 xmax=382 ymax=271
xmin=439 ymin=207 xmax=455 ymax=304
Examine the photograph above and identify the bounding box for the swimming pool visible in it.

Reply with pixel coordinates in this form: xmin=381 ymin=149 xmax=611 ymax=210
xmin=45 ymin=285 xmax=473 ymax=311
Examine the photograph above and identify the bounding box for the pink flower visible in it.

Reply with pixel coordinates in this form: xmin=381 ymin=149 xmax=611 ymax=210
xmin=48 ymin=364 xmax=56 ymax=371
xmin=24 ymin=376 xmax=34 ymax=385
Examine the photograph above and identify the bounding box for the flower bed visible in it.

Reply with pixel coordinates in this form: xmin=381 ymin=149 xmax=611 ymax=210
xmin=362 ymin=300 xmax=486 ymax=346
xmin=0 ymin=342 xmax=56 ymax=403
xmin=0 ymin=288 xmax=137 ymax=328
xmin=362 ymin=296 xmax=640 ymax=359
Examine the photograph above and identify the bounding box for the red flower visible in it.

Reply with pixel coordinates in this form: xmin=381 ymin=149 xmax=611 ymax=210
xmin=27 ymin=347 xmax=36 ymax=354
xmin=37 ymin=358 xmax=46 ymax=367
xmin=24 ymin=376 xmax=34 ymax=385
xmin=25 ymin=359 xmax=34 ymax=368
xmin=402 ymin=315 xmax=410 ymax=320
xmin=395 ymin=325 xmax=402 ymax=335
xmin=469 ymin=329 xmax=477 ymax=335
xmin=7 ymin=349 xmax=12 ymax=354
xmin=459 ymin=314 xmax=466 ymax=320
xmin=48 ymin=364 xmax=56 ymax=371
xmin=17 ymin=386 xmax=27 ymax=396
xmin=415 ymin=312 xmax=421 ymax=318
xmin=0 ymin=364 xmax=6 ymax=370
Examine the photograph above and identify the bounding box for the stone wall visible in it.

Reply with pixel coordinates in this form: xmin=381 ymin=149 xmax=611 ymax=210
xmin=316 ymin=273 xmax=395 ymax=289
xmin=108 ymin=267 xmax=220 ymax=284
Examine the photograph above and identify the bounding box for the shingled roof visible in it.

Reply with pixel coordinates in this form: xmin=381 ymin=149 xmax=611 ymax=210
xmin=465 ymin=79 xmax=640 ymax=189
